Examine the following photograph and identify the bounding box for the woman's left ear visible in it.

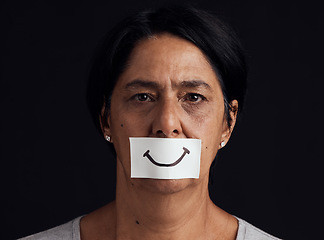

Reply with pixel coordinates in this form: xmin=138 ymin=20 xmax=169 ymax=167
xmin=220 ymin=100 xmax=238 ymax=148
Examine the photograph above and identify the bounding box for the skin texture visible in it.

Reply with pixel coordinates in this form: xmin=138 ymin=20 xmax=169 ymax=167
xmin=81 ymin=34 xmax=239 ymax=240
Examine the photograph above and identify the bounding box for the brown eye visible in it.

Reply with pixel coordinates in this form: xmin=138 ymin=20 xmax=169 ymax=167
xmin=185 ymin=93 xmax=206 ymax=102
xmin=135 ymin=93 xmax=152 ymax=102
xmin=188 ymin=94 xmax=199 ymax=102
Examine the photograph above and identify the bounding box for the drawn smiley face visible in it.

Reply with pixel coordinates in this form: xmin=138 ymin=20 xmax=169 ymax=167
xmin=143 ymin=147 xmax=190 ymax=167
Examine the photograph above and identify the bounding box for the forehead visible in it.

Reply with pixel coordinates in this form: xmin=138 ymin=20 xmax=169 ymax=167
xmin=117 ymin=33 xmax=220 ymax=89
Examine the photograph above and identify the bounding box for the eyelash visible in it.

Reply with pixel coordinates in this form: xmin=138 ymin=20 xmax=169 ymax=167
xmin=181 ymin=93 xmax=207 ymax=103
xmin=131 ymin=93 xmax=207 ymax=103
xmin=132 ymin=93 xmax=155 ymax=102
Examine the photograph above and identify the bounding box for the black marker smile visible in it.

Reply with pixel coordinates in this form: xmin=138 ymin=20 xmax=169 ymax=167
xmin=143 ymin=147 xmax=190 ymax=167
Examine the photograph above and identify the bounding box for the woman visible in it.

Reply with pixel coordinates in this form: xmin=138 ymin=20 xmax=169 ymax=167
xmin=21 ymin=5 xmax=280 ymax=240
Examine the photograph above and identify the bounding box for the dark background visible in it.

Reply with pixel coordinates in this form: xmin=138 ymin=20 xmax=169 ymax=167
xmin=1 ymin=0 xmax=323 ymax=239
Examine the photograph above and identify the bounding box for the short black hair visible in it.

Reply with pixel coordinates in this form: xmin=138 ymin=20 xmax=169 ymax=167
xmin=87 ymin=5 xmax=247 ymax=133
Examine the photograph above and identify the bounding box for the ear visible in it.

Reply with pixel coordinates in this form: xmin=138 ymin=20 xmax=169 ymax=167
xmin=219 ymin=100 xmax=238 ymax=149
xmin=100 ymin=103 xmax=112 ymax=139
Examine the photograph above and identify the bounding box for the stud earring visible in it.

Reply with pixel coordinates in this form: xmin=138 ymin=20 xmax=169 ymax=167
xmin=105 ymin=135 xmax=111 ymax=142
xmin=220 ymin=141 xmax=225 ymax=148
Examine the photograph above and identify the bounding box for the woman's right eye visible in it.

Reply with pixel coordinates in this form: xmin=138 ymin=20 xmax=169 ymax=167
xmin=134 ymin=93 xmax=153 ymax=102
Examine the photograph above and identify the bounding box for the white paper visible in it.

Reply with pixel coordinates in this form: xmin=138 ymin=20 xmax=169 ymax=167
xmin=130 ymin=137 xmax=201 ymax=179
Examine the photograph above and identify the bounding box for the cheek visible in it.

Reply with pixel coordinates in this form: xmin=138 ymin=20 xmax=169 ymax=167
xmin=200 ymin=116 xmax=223 ymax=155
xmin=109 ymin=106 xmax=152 ymax=144
xmin=183 ymin=103 xmax=224 ymax=142
xmin=183 ymin=105 xmax=224 ymax=175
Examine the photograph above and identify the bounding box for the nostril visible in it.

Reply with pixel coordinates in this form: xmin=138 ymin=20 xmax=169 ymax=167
xmin=155 ymin=129 xmax=179 ymax=137
xmin=157 ymin=130 xmax=163 ymax=134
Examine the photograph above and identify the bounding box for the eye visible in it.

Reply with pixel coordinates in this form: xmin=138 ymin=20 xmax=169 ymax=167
xmin=183 ymin=93 xmax=206 ymax=103
xmin=134 ymin=93 xmax=154 ymax=102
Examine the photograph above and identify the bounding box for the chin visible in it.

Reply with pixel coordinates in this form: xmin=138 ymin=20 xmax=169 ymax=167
xmin=134 ymin=178 xmax=196 ymax=194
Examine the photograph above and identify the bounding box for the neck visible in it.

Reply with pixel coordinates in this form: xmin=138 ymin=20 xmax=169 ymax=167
xmin=80 ymin=160 xmax=238 ymax=240
xmin=114 ymin=161 xmax=230 ymax=240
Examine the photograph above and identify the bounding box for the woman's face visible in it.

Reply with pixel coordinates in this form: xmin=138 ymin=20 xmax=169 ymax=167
xmin=104 ymin=34 xmax=235 ymax=193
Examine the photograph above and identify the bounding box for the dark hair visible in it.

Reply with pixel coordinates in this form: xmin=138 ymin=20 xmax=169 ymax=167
xmin=87 ymin=5 xmax=247 ymax=133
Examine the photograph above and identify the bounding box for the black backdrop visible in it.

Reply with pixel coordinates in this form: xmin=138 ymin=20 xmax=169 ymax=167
xmin=1 ymin=0 xmax=323 ymax=239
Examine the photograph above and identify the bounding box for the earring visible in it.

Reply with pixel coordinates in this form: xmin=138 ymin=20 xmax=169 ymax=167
xmin=105 ymin=135 xmax=111 ymax=142
xmin=220 ymin=141 xmax=225 ymax=148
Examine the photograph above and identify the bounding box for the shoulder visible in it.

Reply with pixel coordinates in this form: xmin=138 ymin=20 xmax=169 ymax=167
xmin=235 ymin=217 xmax=281 ymax=240
xmin=18 ymin=216 xmax=83 ymax=240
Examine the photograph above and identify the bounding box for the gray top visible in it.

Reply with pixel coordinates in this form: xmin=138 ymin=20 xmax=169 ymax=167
xmin=19 ymin=216 xmax=281 ymax=240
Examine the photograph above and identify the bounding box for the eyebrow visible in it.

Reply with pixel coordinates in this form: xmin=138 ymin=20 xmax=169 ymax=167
xmin=124 ymin=79 xmax=211 ymax=90
xmin=177 ymin=80 xmax=211 ymax=90
xmin=125 ymin=79 xmax=159 ymax=89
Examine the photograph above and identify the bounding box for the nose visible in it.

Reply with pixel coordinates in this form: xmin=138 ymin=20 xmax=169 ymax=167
xmin=152 ymin=99 xmax=182 ymax=138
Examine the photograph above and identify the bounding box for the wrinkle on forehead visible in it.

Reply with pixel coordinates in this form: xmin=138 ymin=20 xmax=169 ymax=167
xmin=130 ymin=33 xmax=214 ymax=72
xmin=123 ymin=33 xmax=218 ymax=88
